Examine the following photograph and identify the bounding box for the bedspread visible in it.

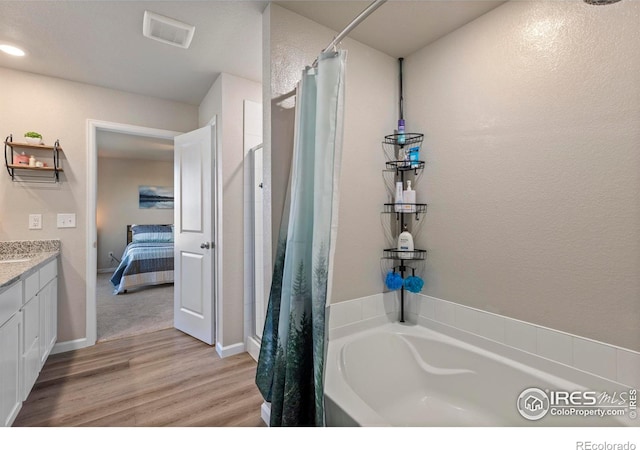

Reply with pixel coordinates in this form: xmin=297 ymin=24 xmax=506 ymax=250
xmin=110 ymin=242 xmax=174 ymax=294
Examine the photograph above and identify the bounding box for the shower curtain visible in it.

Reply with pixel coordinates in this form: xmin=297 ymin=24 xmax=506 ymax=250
xmin=256 ymin=51 xmax=346 ymax=426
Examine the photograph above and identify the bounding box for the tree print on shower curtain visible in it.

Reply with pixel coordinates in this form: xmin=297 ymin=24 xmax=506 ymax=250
xmin=256 ymin=51 xmax=346 ymax=426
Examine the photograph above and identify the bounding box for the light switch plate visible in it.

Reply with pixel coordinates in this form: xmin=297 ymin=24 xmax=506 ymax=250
xmin=57 ymin=213 xmax=76 ymax=228
xmin=28 ymin=214 xmax=42 ymax=230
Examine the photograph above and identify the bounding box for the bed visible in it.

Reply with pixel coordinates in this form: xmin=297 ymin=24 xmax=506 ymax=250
xmin=110 ymin=224 xmax=174 ymax=294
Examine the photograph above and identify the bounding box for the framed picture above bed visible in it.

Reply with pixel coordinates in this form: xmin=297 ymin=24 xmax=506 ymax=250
xmin=139 ymin=185 xmax=174 ymax=209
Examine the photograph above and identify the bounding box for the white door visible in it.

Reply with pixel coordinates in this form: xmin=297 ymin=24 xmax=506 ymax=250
xmin=174 ymin=124 xmax=216 ymax=345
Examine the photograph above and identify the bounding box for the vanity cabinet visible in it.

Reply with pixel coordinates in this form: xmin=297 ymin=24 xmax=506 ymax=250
xmin=0 ymin=256 xmax=58 ymax=427
xmin=0 ymin=282 xmax=23 ymax=427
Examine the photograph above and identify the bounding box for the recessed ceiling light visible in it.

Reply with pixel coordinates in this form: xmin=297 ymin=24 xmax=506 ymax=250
xmin=0 ymin=44 xmax=26 ymax=57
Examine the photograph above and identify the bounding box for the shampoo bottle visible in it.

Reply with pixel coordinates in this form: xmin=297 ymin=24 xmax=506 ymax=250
xmin=397 ymin=224 xmax=414 ymax=258
xmin=403 ymin=180 xmax=416 ymax=213
xmin=397 ymin=119 xmax=406 ymax=145
xmin=394 ymin=182 xmax=403 ymax=212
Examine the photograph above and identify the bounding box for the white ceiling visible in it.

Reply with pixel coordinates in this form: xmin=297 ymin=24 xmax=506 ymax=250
xmin=0 ymin=1 xmax=505 ymax=106
xmin=276 ymin=1 xmax=506 ymax=58
xmin=0 ymin=1 xmax=266 ymax=105
xmin=97 ymin=131 xmax=174 ymax=161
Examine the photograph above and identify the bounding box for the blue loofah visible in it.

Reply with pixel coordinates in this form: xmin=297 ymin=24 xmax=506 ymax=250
xmin=385 ymin=271 xmax=404 ymax=290
xmin=404 ymin=275 xmax=424 ymax=293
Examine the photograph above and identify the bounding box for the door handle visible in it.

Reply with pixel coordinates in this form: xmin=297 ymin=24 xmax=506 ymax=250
xmin=200 ymin=242 xmax=210 ymax=249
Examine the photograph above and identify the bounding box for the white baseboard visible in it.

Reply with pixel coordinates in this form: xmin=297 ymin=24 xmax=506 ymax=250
xmin=52 ymin=337 xmax=89 ymax=355
xmin=215 ymin=341 xmax=245 ymax=358
xmin=261 ymin=402 xmax=271 ymax=426
xmin=97 ymin=268 xmax=116 ymax=274
xmin=246 ymin=336 xmax=261 ymax=362
xmin=7 ymin=402 xmax=21 ymax=427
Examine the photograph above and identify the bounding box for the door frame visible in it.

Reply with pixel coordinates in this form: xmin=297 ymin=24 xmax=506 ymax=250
xmin=85 ymin=119 xmax=221 ymax=347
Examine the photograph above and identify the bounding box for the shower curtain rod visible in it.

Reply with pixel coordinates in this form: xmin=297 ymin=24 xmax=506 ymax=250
xmin=274 ymin=0 xmax=387 ymax=102
xmin=320 ymin=0 xmax=388 ymax=56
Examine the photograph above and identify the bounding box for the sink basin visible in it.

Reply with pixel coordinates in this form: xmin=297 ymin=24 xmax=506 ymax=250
xmin=0 ymin=258 xmax=31 ymax=264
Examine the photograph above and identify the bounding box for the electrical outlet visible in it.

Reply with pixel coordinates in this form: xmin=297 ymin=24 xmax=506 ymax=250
xmin=57 ymin=213 xmax=76 ymax=228
xmin=29 ymin=214 xmax=42 ymax=230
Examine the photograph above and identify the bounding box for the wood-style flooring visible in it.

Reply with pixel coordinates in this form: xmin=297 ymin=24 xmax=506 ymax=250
xmin=13 ymin=328 xmax=265 ymax=426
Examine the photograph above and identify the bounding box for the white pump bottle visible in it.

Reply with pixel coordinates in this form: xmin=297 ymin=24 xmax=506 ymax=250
xmin=402 ymin=180 xmax=416 ymax=213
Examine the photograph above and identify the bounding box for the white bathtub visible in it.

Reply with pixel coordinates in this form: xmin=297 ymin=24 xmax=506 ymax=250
xmin=325 ymin=322 xmax=635 ymax=426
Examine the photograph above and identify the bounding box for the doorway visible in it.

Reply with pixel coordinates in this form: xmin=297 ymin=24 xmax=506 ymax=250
xmin=86 ymin=121 xmax=180 ymax=346
xmin=95 ymin=130 xmax=175 ymax=342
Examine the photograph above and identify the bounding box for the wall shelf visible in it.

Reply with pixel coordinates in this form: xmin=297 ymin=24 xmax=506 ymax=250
xmin=383 ymin=202 xmax=428 ymax=220
xmin=382 ymin=248 xmax=427 ymax=261
xmin=5 ymin=141 xmax=61 ymax=152
xmin=6 ymin=165 xmax=62 ymax=172
xmin=4 ymin=135 xmax=64 ymax=183
xmin=385 ymin=160 xmax=425 ymax=174
xmin=383 ymin=133 xmax=424 ymax=147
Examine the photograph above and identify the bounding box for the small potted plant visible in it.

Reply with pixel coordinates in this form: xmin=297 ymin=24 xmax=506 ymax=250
xmin=24 ymin=131 xmax=42 ymax=145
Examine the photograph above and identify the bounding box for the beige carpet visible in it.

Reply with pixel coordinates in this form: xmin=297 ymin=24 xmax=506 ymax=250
xmin=96 ymin=272 xmax=173 ymax=342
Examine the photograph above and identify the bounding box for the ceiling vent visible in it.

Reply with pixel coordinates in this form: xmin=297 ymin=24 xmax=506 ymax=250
xmin=143 ymin=11 xmax=195 ymax=49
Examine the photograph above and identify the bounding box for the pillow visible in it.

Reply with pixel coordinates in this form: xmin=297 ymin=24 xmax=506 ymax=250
xmin=131 ymin=224 xmax=174 ymax=243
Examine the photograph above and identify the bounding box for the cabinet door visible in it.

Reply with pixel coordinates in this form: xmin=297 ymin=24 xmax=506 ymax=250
xmin=39 ymin=278 xmax=57 ymax=365
xmin=0 ymin=312 xmax=22 ymax=427
xmin=21 ymin=296 xmax=40 ymax=401
xmin=39 ymin=284 xmax=47 ymax=368
xmin=49 ymin=278 xmax=57 ymax=355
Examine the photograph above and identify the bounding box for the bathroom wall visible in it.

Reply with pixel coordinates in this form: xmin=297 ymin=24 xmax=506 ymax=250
xmin=199 ymin=72 xmax=262 ymax=349
xmin=0 ymin=66 xmax=198 ymax=342
xmin=198 ymin=74 xmax=223 ymax=129
xmin=96 ymin=157 xmax=174 ymax=271
xmin=404 ymin=1 xmax=640 ymax=350
xmin=265 ymin=4 xmax=398 ymax=304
